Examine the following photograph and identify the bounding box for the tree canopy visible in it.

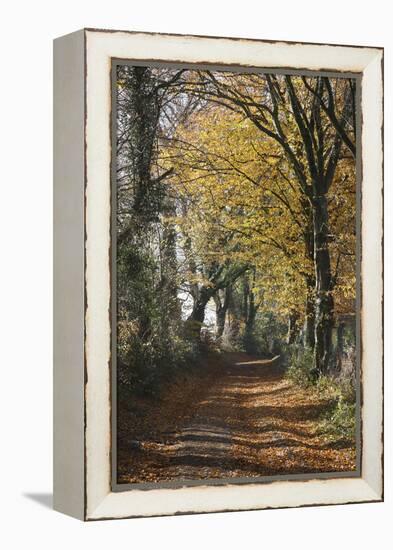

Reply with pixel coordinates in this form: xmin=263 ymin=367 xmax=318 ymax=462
xmin=115 ymin=65 xmax=357 ymax=391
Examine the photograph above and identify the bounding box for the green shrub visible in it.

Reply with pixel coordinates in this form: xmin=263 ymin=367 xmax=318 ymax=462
xmin=314 ymin=372 xmax=356 ymax=440
xmin=285 ymin=345 xmax=315 ymax=386
xmin=317 ymin=393 xmax=356 ymax=440
xmin=286 ymin=345 xmax=356 ymax=441
xmin=117 ymin=312 xmax=203 ymax=398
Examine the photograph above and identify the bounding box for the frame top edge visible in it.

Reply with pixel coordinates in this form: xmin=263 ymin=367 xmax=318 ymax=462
xmin=83 ymin=27 xmax=384 ymax=52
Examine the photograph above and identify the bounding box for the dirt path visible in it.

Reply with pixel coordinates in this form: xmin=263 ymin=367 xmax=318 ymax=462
xmin=117 ymin=352 xmax=356 ymax=484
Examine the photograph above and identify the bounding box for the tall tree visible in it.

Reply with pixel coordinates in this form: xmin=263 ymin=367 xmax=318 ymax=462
xmin=185 ymin=72 xmax=355 ymax=373
xmin=116 ymin=65 xmax=187 ymax=383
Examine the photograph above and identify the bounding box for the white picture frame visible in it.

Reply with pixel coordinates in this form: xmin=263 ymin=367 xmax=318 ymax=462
xmin=53 ymin=28 xmax=383 ymax=521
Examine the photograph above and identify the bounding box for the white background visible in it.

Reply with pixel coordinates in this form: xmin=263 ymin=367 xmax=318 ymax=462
xmin=0 ymin=1 xmax=391 ymax=548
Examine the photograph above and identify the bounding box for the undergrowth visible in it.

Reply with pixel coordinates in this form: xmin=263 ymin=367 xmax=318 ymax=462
xmin=286 ymin=345 xmax=356 ymax=441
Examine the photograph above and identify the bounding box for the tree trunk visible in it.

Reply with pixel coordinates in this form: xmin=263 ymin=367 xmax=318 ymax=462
xmin=215 ymin=305 xmax=226 ymax=338
xmin=313 ymin=193 xmax=334 ymax=374
xmin=336 ymin=321 xmax=345 ymax=372
xmin=287 ymin=311 xmax=299 ymax=345
xmin=300 ymin=208 xmax=316 ymax=349
xmin=188 ymin=289 xmax=211 ymax=324
xmin=117 ymin=67 xmax=160 ymax=351
xmin=159 ymin=199 xmax=181 ymax=322
xmin=304 ymin=286 xmax=315 ymax=348
xmin=242 ymin=273 xmax=258 ymax=354
xmin=130 ymin=67 xmax=160 ymax=222
xmin=186 ymin=286 xmax=214 ymax=339
xmin=244 ymin=294 xmax=257 ymax=353
xmin=214 ymin=287 xmax=231 ymax=339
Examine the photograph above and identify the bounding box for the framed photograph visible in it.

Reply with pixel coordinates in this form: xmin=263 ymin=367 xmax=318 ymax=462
xmin=53 ymin=28 xmax=383 ymax=520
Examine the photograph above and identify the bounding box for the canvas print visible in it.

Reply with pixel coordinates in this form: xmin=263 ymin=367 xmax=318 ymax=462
xmin=113 ymin=64 xmax=359 ymax=486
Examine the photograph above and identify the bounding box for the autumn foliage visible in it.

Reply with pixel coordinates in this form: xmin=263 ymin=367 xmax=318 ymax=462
xmin=115 ymin=65 xmax=357 ymax=481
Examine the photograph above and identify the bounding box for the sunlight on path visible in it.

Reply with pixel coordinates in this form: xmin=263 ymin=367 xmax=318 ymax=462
xmin=118 ymin=352 xmax=356 ymax=483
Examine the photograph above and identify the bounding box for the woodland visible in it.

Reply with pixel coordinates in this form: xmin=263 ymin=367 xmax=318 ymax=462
xmin=115 ymin=65 xmax=358 ymax=482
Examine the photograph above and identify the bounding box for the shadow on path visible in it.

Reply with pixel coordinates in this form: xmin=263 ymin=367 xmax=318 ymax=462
xmin=118 ymin=352 xmax=356 ymax=483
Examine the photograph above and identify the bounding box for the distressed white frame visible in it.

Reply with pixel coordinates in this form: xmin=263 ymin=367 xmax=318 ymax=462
xmin=54 ymin=29 xmax=383 ymax=521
